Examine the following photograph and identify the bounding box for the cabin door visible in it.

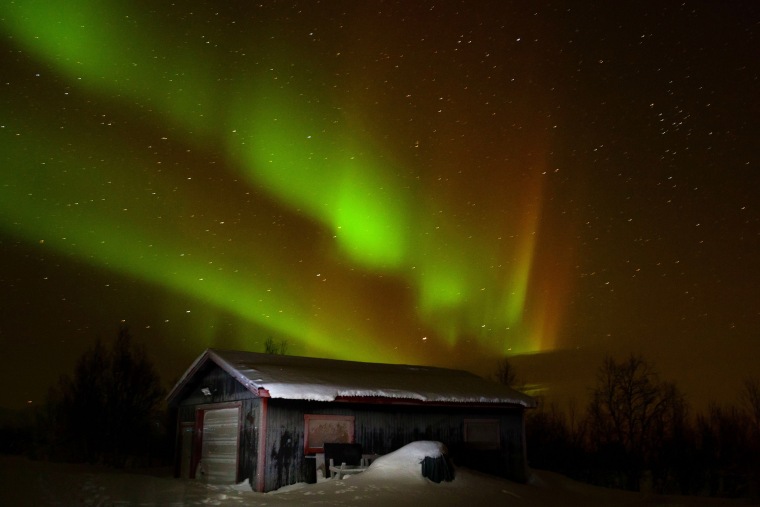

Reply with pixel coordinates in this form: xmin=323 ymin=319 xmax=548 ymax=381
xmin=199 ymin=406 xmax=240 ymax=484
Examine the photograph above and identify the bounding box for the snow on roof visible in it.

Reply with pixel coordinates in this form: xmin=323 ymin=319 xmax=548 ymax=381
xmin=170 ymin=349 xmax=536 ymax=408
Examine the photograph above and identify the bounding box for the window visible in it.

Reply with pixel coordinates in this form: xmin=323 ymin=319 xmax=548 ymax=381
xmin=464 ymin=419 xmax=500 ymax=450
xmin=304 ymin=414 xmax=355 ymax=454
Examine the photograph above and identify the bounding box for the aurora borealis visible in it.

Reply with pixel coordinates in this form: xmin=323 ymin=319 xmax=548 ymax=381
xmin=1 ymin=1 xmax=758 ymax=410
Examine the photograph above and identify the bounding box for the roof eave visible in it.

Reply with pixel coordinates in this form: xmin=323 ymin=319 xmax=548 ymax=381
xmin=165 ymin=348 xmax=263 ymax=406
xmin=333 ymin=395 xmax=533 ymax=409
xmin=165 ymin=348 xmax=213 ymax=406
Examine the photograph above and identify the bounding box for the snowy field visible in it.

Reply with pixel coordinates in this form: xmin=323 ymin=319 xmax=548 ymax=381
xmin=0 ymin=442 xmax=743 ymax=506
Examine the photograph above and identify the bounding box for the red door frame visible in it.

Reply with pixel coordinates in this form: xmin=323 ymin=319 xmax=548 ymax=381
xmin=190 ymin=402 xmax=242 ymax=481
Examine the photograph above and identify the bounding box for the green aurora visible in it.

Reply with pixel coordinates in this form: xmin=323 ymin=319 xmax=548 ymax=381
xmin=3 ymin=0 xmax=759 ymax=414
xmin=1 ymin=1 xmax=572 ymax=368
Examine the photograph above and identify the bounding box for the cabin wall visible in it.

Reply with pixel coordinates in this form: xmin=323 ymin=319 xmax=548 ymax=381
xmin=262 ymin=399 xmax=527 ymax=492
xmin=173 ymin=364 xmax=528 ymax=491
xmin=174 ymin=364 xmax=261 ymax=484
xmin=351 ymin=404 xmax=527 ymax=481
xmin=264 ymin=400 xmax=304 ymax=491
xmin=177 ymin=364 xmax=255 ymax=408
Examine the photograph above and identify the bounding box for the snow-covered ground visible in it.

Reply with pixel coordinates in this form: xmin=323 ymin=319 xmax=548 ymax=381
xmin=0 ymin=442 xmax=742 ymax=506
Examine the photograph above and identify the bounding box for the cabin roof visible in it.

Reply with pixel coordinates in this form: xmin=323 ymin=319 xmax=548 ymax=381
xmin=168 ymin=348 xmax=536 ymax=408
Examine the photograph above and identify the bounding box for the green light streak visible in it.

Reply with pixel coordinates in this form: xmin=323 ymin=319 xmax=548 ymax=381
xmin=1 ymin=1 xmax=564 ymax=361
xmin=228 ymin=88 xmax=410 ymax=269
xmin=333 ymin=159 xmax=408 ymax=268
xmin=0 ymin=118 xmax=395 ymax=364
xmin=2 ymin=1 xmax=221 ymax=136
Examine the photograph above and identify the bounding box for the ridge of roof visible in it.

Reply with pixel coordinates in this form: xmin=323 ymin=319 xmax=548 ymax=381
xmin=168 ymin=348 xmax=536 ymax=408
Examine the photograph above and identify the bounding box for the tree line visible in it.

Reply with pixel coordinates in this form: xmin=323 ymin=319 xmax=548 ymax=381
xmin=26 ymin=325 xmax=168 ymax=466
xmin=508 ymin=354 xmax=760 ymax=499
xmin=0 ymin=328 xmax=296 ymax=467
xmin=2 ymin=332 xmax=757 ymax=500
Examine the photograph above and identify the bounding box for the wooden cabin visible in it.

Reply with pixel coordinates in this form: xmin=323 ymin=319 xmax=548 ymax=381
xmin=166 ymin=349 xmax=536 ymax=492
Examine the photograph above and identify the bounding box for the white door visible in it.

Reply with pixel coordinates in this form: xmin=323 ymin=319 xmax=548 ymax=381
xmin=200 ymin=407 xmax=240 ymax=484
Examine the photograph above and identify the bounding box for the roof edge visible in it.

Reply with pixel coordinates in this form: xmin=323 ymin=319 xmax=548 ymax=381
xmin=166 ymin=348 xmax=213 ymax=406
xmin=168 ymin=348 xmax=537 ymax=409
xmin=334 ymin=395 xmax=534 ymax=408
xmin=166 ymin=348 xmax=263 ymax=405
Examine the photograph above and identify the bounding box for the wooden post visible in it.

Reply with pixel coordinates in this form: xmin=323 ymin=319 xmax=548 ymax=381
xmin=256 ymin=389 xmax=270 ymax=492
xmin=190 ymin=409 xmax=205 ymax=479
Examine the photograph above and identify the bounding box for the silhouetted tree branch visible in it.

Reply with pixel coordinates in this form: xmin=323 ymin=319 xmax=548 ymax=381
xmin=494 ymin=357 xmax=525 ymax=392
xmin=586 ymin=354 xmax=686 ymax=490
xmin=265 ymin=336 xmax=289 ymax=355
xmin=40 ymin=324 xmax=165 ymax=466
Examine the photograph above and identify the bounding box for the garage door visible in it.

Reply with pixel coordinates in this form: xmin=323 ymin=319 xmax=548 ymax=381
xmin=200 ymin=407 xmax=240 ymax=484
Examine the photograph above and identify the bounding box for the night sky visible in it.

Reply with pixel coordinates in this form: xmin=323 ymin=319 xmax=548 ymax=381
xmin=1 ymin=1 xmax=758 ymax=411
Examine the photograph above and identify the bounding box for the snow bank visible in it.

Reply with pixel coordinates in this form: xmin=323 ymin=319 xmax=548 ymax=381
xmin=2 ymin=455 xmax=734 ymax=506
xmin=363 ymin=441 xmax=448 ymax=481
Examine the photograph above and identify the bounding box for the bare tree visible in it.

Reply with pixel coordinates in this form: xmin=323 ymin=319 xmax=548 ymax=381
xmin=105 ymin=325 xmax=165 ymax=466
xmin=741 ymin=377 xmax=760 ymax=434
xmin=265 ymin=336 xmax=289 ymax=355
xmin=494 ymin=357 xmax=519 ymax=388
xmin=60 ymin=339 xmax=109 ymax=462
xmin=696 ymin=401 xmax=754 ymax=497
xmin=43 ymin=324 xmax=165 ymax=465
xmin=587 ymin=354 xmax=685 ymax=489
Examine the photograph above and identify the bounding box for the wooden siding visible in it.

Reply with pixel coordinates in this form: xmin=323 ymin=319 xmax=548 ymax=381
xmin=172 ymin=363 xmax=528 ymax=491
xmin=239 ymin=397 xmax=260 ymax=486
xmin=174 ymin=363 xmax=261 ymax=485
xmin=262 ymin=399 xmax=527 ymax=491
xmin=177 ymin=363 xmax=256 ymax=412
xmin=264 ymin=400 xmax=306 ymax=491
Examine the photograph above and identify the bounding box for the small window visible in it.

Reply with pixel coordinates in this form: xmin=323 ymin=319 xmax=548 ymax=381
xmin=464 ymin=419 xmax=500 ymax=450
xmin=304 ymin=414 xmax=355 ymax=454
